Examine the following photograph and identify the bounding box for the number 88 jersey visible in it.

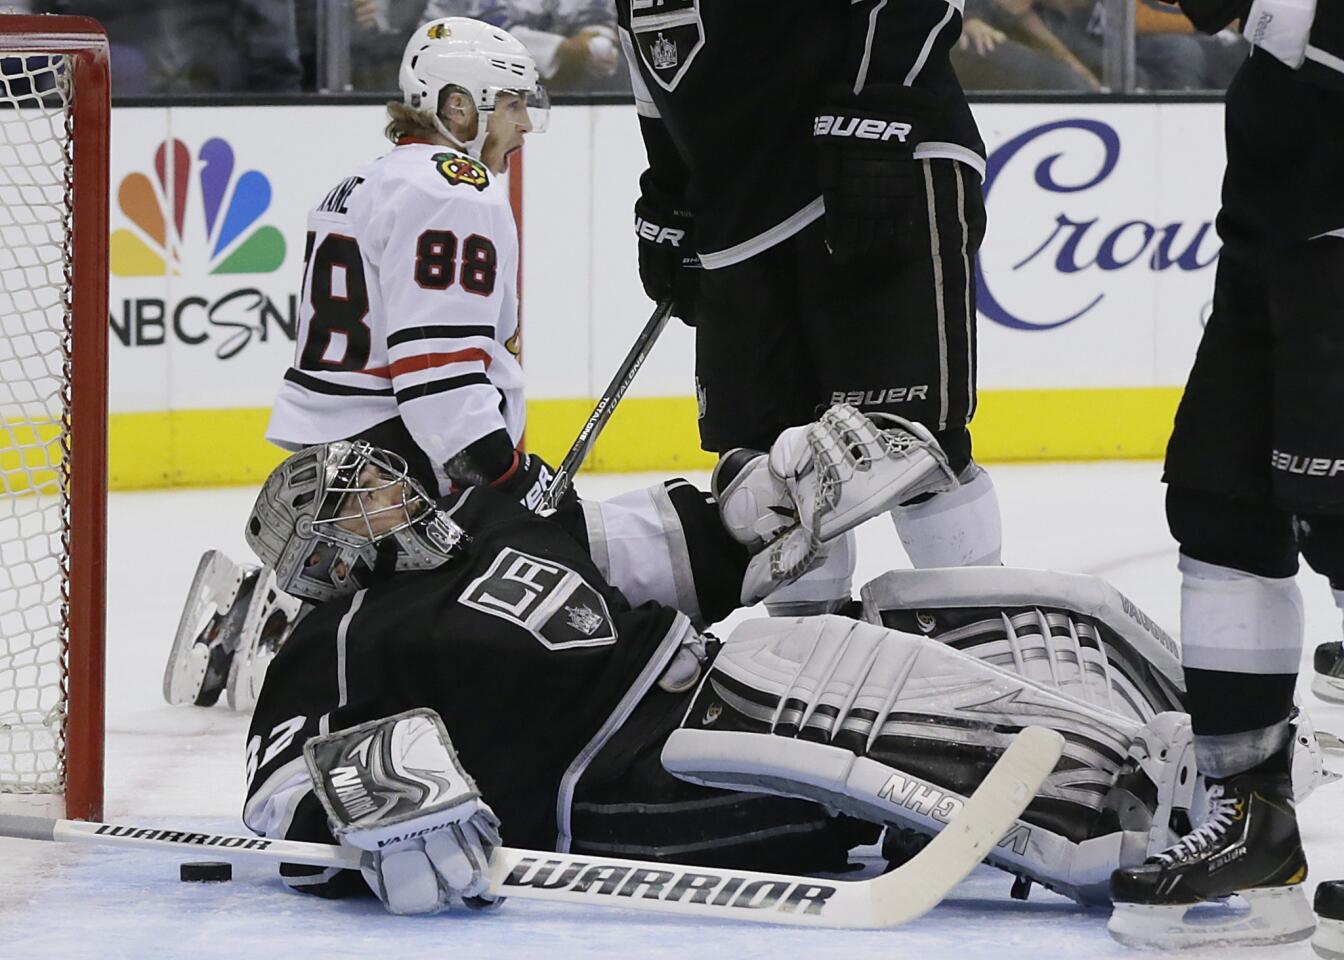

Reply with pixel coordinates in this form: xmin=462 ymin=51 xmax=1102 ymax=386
xmin=267 ymin=141 xmax=524 ymax=495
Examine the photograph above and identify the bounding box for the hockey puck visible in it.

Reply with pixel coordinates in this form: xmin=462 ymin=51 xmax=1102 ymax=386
xmin=180 ymin=861 xmax=232 ymax=883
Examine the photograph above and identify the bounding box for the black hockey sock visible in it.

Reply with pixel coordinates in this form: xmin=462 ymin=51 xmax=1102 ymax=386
xmin=1184 ymin=667 xmax=1297 ymax=738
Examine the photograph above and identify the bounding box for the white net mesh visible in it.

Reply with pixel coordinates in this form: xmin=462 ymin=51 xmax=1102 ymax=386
xmin=0 ymin=52 xmax=76 ymax=797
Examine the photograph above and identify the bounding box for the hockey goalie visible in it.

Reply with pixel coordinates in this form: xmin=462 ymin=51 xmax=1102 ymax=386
xmin=237 ymin=422 xmax=1336 ymax=918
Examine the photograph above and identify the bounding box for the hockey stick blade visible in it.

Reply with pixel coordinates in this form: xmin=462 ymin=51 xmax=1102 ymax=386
xmin=0 ymin=726 xmax=1060 ymax=928
xmin=542 ymin=298 xmax=672 ymax=510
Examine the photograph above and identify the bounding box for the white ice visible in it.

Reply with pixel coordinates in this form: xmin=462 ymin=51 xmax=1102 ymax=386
xmin=3 ymin=462 xmax=1343 ymax=959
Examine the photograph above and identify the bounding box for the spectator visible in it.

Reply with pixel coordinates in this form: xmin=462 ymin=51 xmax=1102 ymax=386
xmin=418 ymin=1 xmax=625 ymax=93
xmin=40 ymin=0 xmax=302 ymax=94
xmin=953 ymin=0 xmax=1097 ymax=91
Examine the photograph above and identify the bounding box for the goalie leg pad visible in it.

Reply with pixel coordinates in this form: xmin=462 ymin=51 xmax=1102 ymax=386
xmin=763 ymin=532 xmax=856 ymax=616
xmin=859 ymin=565 xmax=1186 ymax=723
xmin=663 ymin=615 xmax=1164 ymax=904
xmin=163 ymin=550 xmax=260 ymax=707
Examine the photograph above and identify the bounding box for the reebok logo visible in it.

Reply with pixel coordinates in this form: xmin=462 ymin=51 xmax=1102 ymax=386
xmin=635 ymin=217 xmax=686 ymax=246
xmin=1249 ymin=10 xmax=1273 ymax=46
xmin=814 ymin=115 xmax=912 ymax=143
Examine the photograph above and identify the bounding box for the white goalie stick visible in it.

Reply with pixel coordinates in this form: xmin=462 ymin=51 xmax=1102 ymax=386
xmin=0 ymin=726 xmax=1061 ymax=928
xmin=541 ymin=298 xmax=673 ymax=511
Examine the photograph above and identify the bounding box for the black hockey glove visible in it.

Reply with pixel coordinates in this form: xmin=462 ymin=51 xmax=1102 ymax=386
xmin=814 ymin=84 xmax=945 ymax=263
xmin=634 ymin=174 xmax=700 ymax=325
xmin=492 ymin=450 xmax=578 ymax=515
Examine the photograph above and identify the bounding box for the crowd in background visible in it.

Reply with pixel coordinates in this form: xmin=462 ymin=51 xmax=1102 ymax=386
xmin=19 ymin=0 xmax=1246 ymax=95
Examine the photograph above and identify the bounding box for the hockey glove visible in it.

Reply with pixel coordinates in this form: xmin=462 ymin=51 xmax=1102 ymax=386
xmin=634 ymin=173 xmax=700 ymax=325
xmin=305 ymin=709 xmax=502 ymax=916
xmin=814 ymin=84 xmax=945 ymax=263
xmin=492 ymin=450 xmax=578 ymax=515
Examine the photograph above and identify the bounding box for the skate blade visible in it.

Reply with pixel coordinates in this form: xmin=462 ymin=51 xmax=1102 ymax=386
xmin=1312 ymin=674 xmax=1344 ymax=706
xmin=1108 ymin=885 xmax=1315 ymax=950
xmin=163 ymin=550 xmax=250 ymax=705
xmin=1315 ymin=916 xmax=1344 ymax=960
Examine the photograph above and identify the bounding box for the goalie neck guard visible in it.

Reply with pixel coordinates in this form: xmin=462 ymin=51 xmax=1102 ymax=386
xmin=245 ymin=441 xmax=466 ymax=605
xmin=399 ymin=17 xmax=550 ymax=157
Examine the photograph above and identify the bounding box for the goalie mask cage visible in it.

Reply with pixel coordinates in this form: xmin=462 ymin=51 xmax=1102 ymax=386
xmin=0 ymin=16 xmax=109 ymax=822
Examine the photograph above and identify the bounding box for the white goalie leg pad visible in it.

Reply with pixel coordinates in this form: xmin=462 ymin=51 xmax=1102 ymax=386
xmin=163 ymin=549 xmax=259 ymax=706
xmin=1112 ymin=711 xmax=1199 ymax=855
xmin=763 ymin=532 xmax=856 ymax=616
xmin=859 ymin=565 xmax=1186 ymax=723
xmin=226 ymin=567 xmax=303 ymax=712
xmin=890 ymin=462 xmax=1002 ymax=567
xmin=663 ymin=615 xmax=1158 ymax=904
xmin=1178 ymin=554 xmax=1304 ymax=675
xmin=779 ymin=404 xmax=957 ymax=542
xmin=1290 ymin=708 xmax=1343 ymax=803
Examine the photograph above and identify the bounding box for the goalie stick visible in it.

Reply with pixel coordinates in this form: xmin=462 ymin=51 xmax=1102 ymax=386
xmin=0 ymin=726 xmax=1061 ymax=928
xmin=541 ymin=298 xmax=673 ymax=511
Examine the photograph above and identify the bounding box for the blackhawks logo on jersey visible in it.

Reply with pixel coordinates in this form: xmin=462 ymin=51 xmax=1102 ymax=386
xmin=432 ymin=151 xmax=489 ymax=192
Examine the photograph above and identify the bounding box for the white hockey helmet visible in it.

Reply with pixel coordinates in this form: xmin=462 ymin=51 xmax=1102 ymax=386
xmin=398 ymin=17 xmax=549 ymax=156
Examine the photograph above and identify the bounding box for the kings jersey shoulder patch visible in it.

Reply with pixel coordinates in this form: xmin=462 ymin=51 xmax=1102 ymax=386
xmin=432 ymin=151 xmax=490 ymax=191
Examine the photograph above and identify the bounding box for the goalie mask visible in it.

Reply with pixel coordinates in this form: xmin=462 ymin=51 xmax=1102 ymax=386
xmin=398 ymin=17 xmax=550 ymax=158
xmin=245 ymin=441 xmax=466 ymax=604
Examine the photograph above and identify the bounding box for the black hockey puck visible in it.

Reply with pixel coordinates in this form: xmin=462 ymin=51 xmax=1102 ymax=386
xmin=180 ymin=861 xmax=232 ymax=883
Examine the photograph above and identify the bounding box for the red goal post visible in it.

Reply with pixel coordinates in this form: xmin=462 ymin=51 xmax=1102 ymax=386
xmin=0 ymin=15 xmax=108 ymax=822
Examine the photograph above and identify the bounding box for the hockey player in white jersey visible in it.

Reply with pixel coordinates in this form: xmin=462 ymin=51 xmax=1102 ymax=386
xmin=164 ymin=17 xmax=553 ymax=710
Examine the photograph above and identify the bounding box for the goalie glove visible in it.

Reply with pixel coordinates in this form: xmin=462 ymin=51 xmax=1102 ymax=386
xmin=304 ymin=709 xmax=502 ymax=916
xmin=814 ymin=84 xmax=947 ymax=263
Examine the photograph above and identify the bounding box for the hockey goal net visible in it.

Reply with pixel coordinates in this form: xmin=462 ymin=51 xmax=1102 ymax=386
xmin=0 ymin=16 xmax=108 ymax=821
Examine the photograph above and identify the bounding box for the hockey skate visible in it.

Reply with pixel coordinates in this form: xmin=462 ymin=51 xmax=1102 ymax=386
xmin=163 ymin=548 xmax=300 ymax=709
xmin=164 ymin=550 xmax=260 ymax=706
xmin=225 ymin=566 xmax=303 ymax=712
xmin=1107 ymin=764 xmax=1314 ymax=949
xmin=1316 ymin=881 xmax=1344 ymax=959
xmin=714 ymin=404 xmax=956 ymax=604
xmin=1313 ymin=641 xmax=1344 ymax=704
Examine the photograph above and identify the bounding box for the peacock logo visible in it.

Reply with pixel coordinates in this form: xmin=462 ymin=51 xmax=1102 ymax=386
xmin=110 ymin=138 xmax=286 ymax=277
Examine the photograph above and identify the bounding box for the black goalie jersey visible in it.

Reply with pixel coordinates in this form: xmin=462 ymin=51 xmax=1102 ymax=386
xmin=615 ymin=0 xmax=985 ymax=267
xmin=242 ymin=486 xmax=694 ymax=861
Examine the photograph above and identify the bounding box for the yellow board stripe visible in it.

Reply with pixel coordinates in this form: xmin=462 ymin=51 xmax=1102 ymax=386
xmin=91 ymin=388 xmax=1185 ymax=490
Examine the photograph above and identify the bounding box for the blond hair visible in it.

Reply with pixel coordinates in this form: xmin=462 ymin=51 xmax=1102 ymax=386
xmin=384 ymin=100 xmax=440 ymax=144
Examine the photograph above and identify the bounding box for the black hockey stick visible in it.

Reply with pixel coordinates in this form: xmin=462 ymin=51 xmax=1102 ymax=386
xmin=0 ymin=727 xmax=1062 ymax=928
xmin=542 ymin=298 xmax=673 ymax=510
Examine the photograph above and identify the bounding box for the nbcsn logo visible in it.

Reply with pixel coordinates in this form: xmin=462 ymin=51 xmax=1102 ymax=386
xmin=110 ymin=138 xmax=286 ymax=277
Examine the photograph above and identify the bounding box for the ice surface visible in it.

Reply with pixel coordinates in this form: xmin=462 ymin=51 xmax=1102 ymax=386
xmin=2 ymin=462 xmax=1340 ymax=958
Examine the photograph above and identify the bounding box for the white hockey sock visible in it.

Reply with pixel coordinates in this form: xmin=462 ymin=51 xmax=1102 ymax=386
xmin=890 ymin=464 xmax=1002 ymax=568
xmin=1178 ymin=554 xmax=1304 ymax=675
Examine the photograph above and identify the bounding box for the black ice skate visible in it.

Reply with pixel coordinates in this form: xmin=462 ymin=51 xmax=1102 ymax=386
xmin=1313 ymin=641 xmax=1344 ymax=704
xmin=1107 ymin=767 xmax=1313 ymax=949
xmin=1316 ymin=881 xmax=1344 ymax=959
